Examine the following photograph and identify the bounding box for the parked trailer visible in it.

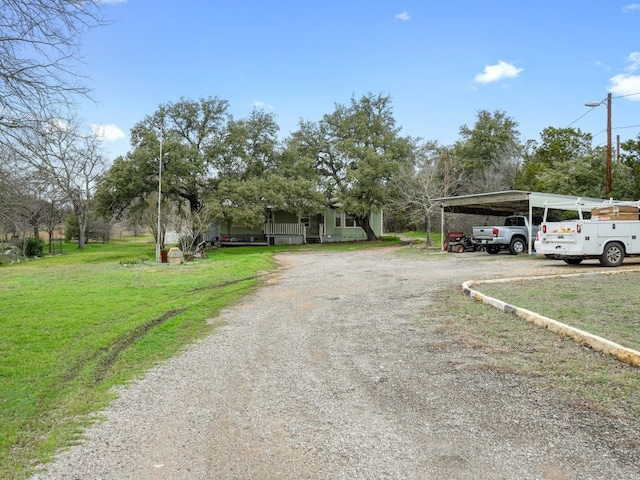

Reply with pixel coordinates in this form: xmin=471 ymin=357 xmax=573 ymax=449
xmin=535 ymin=200 xmax=640 ymax=267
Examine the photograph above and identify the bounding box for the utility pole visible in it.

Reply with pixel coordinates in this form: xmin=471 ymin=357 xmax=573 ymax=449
xmin=606 ymin=92 xmax=612 ymax=197
xmin=445 ymin=151 xmax=450 ymax=197
xmin=156 ymin=134 xmax=163 ymax=263
xmin=585 ymin=93 xmax=613 ymax=197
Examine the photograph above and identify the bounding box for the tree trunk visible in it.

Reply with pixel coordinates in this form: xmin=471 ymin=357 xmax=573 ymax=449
xmin=77 ymin=220 xmax=86 ymax=249
xmin=47 ymin=229 xmax=54 ymax=254
xmin=357 ymin=216 xmax=378 ymax=241
xmin=75 ymin=208 xmax=87 ymax=249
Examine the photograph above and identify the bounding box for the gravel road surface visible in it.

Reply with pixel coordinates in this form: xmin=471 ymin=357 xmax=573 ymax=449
xmin=31 ymin=248 xmax=640 ymax=479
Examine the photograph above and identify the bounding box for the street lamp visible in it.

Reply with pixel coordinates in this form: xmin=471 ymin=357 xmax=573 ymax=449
xmin=155 ymin=134 xmax=163 ymax=263
xmin=585 ymin=92 xmax=612 ymax=197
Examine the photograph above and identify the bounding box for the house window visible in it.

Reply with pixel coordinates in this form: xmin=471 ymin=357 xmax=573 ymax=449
xmin=300 ymin=216 xmax=310 ymax=227
xmin=344 ymin=214 xmax=357 ymax=228
xmin=335 ymin=211 xmax=358 ymax=228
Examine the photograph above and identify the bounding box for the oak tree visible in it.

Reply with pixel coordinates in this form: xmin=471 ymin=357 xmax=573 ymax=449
xmin=290 ymin=93 xmax=414 ymax=240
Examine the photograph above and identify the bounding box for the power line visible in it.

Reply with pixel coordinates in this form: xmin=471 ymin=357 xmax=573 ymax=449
xmin=566 ymin=108 xmax=595 ymax=128
xmin=614 ymin=91 xmax=640 ymax=100
xmin=566 ymin=91 xmax=640 ymax=130
xmin=591 ymin=124 xmax=640 ymax=138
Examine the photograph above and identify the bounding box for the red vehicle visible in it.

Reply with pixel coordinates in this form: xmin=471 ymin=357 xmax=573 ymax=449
xmin=444 ymin=231 xmax=477 ymax=253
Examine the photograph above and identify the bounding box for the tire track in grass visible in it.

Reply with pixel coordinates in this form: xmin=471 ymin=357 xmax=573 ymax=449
xmin=62 ymin=275 xmax=265 ymax=386
xmin=92 ymin=308 xmax=188 ymax=383
xmin=58 ymin=309 xmax=188 ymax=386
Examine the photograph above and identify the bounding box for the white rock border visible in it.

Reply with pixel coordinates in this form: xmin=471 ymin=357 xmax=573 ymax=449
xmin=462 ymin=270 xmax=640 ymax=368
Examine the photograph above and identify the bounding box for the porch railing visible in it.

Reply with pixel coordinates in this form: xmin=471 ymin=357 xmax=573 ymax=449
xmin=264 ymin=223 xmax=306 ymax=236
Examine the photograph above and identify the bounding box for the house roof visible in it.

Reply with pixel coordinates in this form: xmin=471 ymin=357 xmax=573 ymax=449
xmin=434 ymin=190 xmax=606 ymax=216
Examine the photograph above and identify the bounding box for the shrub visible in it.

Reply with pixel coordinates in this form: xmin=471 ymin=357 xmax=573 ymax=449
xmin=17 ymin=237 xmax=44 ymax=257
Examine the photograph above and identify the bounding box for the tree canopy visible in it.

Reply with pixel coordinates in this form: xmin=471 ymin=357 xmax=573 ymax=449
xmin=94 ymin=94 xmax=640 ymax=243
xmin=514 ymin=127 xmax=637 ymax=199
xmin=95 ymin=97 xmax=323 ymax=244
xmin=288 ymin=93 xmax=414 ymax=240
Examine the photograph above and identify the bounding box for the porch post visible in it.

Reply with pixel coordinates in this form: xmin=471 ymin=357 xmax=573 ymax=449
xmin=266 ymin=208 xmax=271 ymax=246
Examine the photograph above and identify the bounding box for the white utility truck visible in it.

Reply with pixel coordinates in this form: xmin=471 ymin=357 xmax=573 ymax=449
xmin=535 ymin=200 xmax=640 ymax=267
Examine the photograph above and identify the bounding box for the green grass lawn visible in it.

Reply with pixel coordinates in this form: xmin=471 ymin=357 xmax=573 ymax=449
xmin=0 ymin=236 xmax=401 ymax=480
xmin=475 ymin=272 xmax=640 ymax=352
xmin=0 ymin=239 xmax=277 ymax=479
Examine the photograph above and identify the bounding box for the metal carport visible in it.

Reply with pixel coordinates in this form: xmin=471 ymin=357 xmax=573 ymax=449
xmin=434 ymin=190 xmax=606 ymax=254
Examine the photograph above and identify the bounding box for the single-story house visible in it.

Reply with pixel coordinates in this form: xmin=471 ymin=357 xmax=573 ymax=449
xmin=204 ymin=207 xmax=384 ymax=246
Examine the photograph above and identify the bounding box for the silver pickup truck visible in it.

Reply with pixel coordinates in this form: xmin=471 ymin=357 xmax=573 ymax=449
xmin=471 ymin=215 xmax=542 ymax=255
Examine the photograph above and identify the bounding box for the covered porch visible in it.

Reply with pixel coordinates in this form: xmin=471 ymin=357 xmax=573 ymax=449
xmin=265 ymin=213 xmax=325 ymax=245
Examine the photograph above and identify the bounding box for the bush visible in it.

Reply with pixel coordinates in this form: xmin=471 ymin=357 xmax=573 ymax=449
xmin=18 ymin=237 xmax=44 ymax=257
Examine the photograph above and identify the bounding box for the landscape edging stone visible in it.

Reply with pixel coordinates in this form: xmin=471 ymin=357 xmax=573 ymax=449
xmin=462 ymin=270 xmax=640 ymax=368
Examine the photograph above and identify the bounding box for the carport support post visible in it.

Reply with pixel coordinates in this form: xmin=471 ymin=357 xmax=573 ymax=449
xmin=528 ymin=197 xmax=533 ymax=255
xmin=440 ymin=204 xmax=445 ymax=250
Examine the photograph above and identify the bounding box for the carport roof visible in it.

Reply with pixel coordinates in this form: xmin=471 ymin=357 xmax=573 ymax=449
xmin=434 ymin=190 xmax=606 ymax=216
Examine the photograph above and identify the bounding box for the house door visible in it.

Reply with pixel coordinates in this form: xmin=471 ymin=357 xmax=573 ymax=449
xmin=309 ymin=215 xmax=320 ymax=235
xmin=301 ymin=214 xmax=323 ymax=238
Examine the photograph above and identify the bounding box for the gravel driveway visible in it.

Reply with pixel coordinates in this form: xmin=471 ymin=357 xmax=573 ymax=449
xmin=32 ymin=248 xmax=640 ymax=479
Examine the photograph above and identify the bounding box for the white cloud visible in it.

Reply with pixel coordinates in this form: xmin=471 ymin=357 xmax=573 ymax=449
xmin=395 ymin=11 xmax=411 ymax=21
xmin=622 ymin=3 xmax=640 ymax=12
xmin=91 ymin=123 xmax=126 ymax=141
xmin=625 ymin=51 xmax=640 ymax=72
xmin=608 ymin=52 xmax=640 ymax=100
xmin=474 ymin=61 xmax=523 ymax=84
xmin=253 ymin=100 xmax=274 ymax=110
xmin=609 ymin=74 xmax=640 ymax=99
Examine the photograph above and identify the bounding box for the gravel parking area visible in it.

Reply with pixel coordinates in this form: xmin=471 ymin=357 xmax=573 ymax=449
xmin=31 ymin=248 xmax=640 ymax=479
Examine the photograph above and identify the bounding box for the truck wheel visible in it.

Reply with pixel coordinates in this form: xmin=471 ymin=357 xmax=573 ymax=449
xmin=599 ymin=242 xmax=624 ymax=267
xmin=486 ymin=245 xmax=500 ymax=255
xmin=508 ymin=237 xmax=526 ymax=255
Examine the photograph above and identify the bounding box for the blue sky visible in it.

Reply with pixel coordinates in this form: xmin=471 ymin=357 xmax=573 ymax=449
xmin=83 ymin=1 xmax=640 ymax=161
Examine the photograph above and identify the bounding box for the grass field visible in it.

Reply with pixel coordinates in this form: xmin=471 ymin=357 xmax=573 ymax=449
xmin=475 ymin=272 xmax=640 ymax=352
xmin=0 ymin=237 xmax=279 ymax=479
xmin=0 ymin=235 xmax=403 ymax=479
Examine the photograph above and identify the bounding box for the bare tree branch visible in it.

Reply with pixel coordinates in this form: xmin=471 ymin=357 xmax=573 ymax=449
xmin=0 ymin=0 xmax=105 ymax=139
xmin=13 ymin=117 xmax=107 ymax=248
